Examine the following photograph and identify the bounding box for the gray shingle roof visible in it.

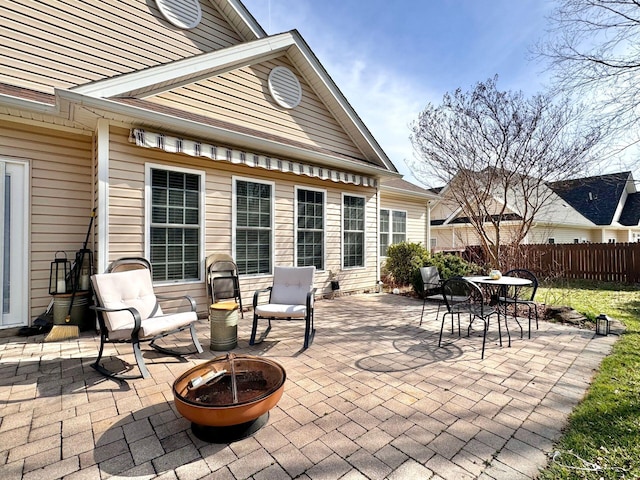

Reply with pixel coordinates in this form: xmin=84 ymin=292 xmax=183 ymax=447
xmin=619 ymin=192 xmax=640 ymax=226
xmin=548 ymin=172 xmax=632 ymax=225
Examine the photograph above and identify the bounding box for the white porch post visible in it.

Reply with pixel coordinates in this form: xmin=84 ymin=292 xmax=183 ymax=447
xmin=96 ymin=119 xmax=110 ymax=273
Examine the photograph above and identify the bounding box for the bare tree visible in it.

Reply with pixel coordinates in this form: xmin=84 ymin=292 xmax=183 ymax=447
xmin=410 ymin=76 xmax=600 ymax=268
xmin=538 ymin=0 xmax=640 ymax=153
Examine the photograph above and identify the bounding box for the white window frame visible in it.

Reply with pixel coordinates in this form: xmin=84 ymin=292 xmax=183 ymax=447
xmin=294 ymin=186 xmax=326 ymax=271
xmin=145 ymin=163 xmax=206 ymax=285
xmin=342 ymin=193 xmax=366 ymax=270
xmin=379 ymin=208 xmax=407 ymax=257
xmin=232 ymin=176 xmax=275 ymax=277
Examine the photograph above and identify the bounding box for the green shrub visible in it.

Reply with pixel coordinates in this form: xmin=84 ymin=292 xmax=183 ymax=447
xmin=411 ymin=252 xmax=482 ymax=296
xmin=384 ymin=242 xmax=430 ymax=286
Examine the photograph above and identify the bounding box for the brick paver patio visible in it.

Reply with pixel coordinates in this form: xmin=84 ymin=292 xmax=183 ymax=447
xmin=0 ymin=293 xmax=616 ymax=479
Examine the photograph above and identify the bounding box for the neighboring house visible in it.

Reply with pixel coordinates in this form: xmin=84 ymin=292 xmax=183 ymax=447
xmin=379 ymin=177 xmax=439 ymax=257
xmin=0 ymin=0 xmax=406 ymax=329
xmin=430 ymin=171 xmax=640 ymax=250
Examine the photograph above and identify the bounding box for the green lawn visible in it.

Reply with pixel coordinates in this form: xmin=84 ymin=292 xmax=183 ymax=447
xmin=536 ymin=281 xmax=640 ymax=479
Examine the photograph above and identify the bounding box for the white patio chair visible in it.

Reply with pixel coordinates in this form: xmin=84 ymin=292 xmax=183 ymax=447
xmin=90 ymin=267 xmax=202 ymax=379
xmin=250 ymin=266 xmax=317 ymax=349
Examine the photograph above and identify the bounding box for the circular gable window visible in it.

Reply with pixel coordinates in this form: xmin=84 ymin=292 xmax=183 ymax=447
xmin=155 ymin=0 xmax=202 ymax=29
xmin=268 ymin=66 xmax=302 ymax=109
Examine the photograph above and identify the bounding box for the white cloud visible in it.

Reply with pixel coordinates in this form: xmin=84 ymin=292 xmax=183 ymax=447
xmin=307 ymin=39 xmax=439 ymax=186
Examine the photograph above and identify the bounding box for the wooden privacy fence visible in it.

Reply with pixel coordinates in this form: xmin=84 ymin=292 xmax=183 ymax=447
xmin=464 ymin=243 xmax=640 ymax=284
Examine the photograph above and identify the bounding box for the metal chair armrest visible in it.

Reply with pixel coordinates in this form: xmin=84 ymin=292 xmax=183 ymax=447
xmin=253 ymin=286 xmax=273 ymax=308
xmin=156 ymin=294 xmax=197 ymax=312
xmin=90 ymin=304 xmax=142 ymax=336
xmin=307 ymin=287 xmax=317 ymax=310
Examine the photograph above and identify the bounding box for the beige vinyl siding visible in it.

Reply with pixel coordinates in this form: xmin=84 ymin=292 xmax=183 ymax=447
xmin=147 ymin=59 xmax=365 ymax=160
xmin=109 ymin=127 xmax=379 ymax=314
xmin=431 ymin=225 xmax=479 ymax=251
xmin=528 ymin=226 xmax=597 ymax=245
xmin=0 ymin=120 xmax=93 ymax=320
xmin=1 ymin=0 xmax=244 ymax=94
xmin=380 ymin=196 xmax=428 ymax=247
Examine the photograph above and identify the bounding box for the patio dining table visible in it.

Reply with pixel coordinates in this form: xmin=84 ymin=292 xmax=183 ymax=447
xmin=463 ymin=275 xmax=533 ymax=347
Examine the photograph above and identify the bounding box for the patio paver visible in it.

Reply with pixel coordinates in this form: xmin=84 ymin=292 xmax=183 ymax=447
xmin=0 ymin=293 xmax=616 ymax=479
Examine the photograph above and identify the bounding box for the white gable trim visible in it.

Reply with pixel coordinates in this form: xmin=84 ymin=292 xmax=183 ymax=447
xmin=70 ymin=30 xmax=396 ymax=173
xmin=72 ymin=34 xmax=295 ymax=99
xmin=130 ymin=128 xmax=378 ymax=187
xmin=211 ymin=0 xmax=267 ymax=41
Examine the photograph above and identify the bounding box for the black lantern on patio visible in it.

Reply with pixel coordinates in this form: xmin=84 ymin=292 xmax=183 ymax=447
xmin=74 ymin=248 xmax=94 ymax=292
xmin=49 ymin=251 xmax=70 ymax=295
xmin=595 ymin=313 xmax=610 ymax=336
xmin=329 ymin=270 xmax=340 ymax=291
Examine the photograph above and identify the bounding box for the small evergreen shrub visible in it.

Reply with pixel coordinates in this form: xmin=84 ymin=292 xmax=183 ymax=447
xmin=384 ymin=242 xmax=430 ymax=286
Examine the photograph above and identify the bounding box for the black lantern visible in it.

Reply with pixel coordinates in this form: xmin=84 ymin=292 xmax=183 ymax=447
xmin=328 ymin=270 xmax=340 ymax=291
xmin=74 ymin=248 xmax=94 ymax=292
xmin=49 ymin=251 xmax=70 ymax=295
xmin=595 ymin=313 xmax=610 ymax=336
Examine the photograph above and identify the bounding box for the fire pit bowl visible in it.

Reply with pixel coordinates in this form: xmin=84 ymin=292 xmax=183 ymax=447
xmin=173 ymin=353 xmax=286 ymax=442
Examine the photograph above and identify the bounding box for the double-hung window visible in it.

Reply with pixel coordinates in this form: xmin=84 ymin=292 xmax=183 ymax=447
xmin=234 ymin=178 xmax=273 ymax=275
xmin=379 ymin=209 xmax=407 ymax=256
xmin=296 ymin=188 xmax=324 ymax=270
xmin=380 ymin=209 xmax=390 ymax=257
xmin=147 ymin=165 xmax=203 ymax=282
xmin=343 ymin=194 xmax=365 ymax=268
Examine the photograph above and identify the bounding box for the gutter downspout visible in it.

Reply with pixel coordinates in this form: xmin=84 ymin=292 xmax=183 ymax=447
xmin=376 ymin=183 xmax=381 ymax=286
xmin=426 ymin=200 xmax=431 ymax=253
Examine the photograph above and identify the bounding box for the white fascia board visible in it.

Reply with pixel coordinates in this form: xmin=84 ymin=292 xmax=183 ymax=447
xmin=56 ymin=89 xmax=392 ymax=178
xmin=287 ymin=31 xmax=396 ymax=173
xmin=71 ymin=33 xmax=296 ymax=99
xmin=220 ymin=0 xmax=267 ymax=39
xmin=0 ymin=94 xmax=59 ymax=114
xmin=443 ymin=206 xmax=463 ymax=225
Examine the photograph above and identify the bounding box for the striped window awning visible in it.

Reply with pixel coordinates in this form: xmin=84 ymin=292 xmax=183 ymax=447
xmin=129 ymin=129 xmax=378 ymax=187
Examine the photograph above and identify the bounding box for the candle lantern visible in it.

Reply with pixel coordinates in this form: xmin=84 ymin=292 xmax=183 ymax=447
xmin=75 ymin=248 xmax=94 ymax=291
xmin=49 ymin=251 xmax=70 ymax=295
xmin=595 ymin=313 xmax=610 ymax=336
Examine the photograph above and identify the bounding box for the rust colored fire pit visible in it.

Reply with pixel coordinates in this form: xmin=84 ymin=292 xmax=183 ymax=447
xmin=173 ymin=353 xmax=286 ymax=442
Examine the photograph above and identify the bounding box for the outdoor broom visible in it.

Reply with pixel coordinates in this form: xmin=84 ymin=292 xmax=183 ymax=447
xmin=45 ymin=208 xmax=95 ymax=342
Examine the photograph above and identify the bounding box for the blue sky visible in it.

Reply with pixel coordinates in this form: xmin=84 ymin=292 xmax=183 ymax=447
xmin=242 ymin=0 xmax=556 ymax=186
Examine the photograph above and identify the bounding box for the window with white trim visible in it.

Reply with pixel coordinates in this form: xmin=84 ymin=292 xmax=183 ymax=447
xmin=379 ymin=208 xmax=407 ymax=256
xmin=296 ymin=188 xmax=324 ymax=269
xmin=343 ymin=194 xmax=365 ymax=268
xmin=147 ymin=165 xmax=203 ymax=282
xmin=234 ymin=179 xmax=273 ymax=275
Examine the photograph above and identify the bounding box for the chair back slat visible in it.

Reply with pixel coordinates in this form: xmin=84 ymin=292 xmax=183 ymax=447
xmin=270 ymin=266 xmax=315 ymax=305
xmin=107 ymin=257 xmax=151 ymax=274
xmin=442 ymin=278 xmax=471 ymax=309
xmin=504 ymin=269 xmax=538 ymax=301
xmin=420 ymin=266 xmax=441 ymax=290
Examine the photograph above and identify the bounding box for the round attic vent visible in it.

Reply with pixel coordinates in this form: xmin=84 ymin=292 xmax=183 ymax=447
xmin=268 ymin=66 xmax=302 ymax=109
xmin=155 ymin=0 xmax=202 ymax=29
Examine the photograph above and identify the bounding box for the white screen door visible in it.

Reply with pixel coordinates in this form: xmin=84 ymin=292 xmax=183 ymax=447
xmin=0 ymin=161 xmax=28 ymax=327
